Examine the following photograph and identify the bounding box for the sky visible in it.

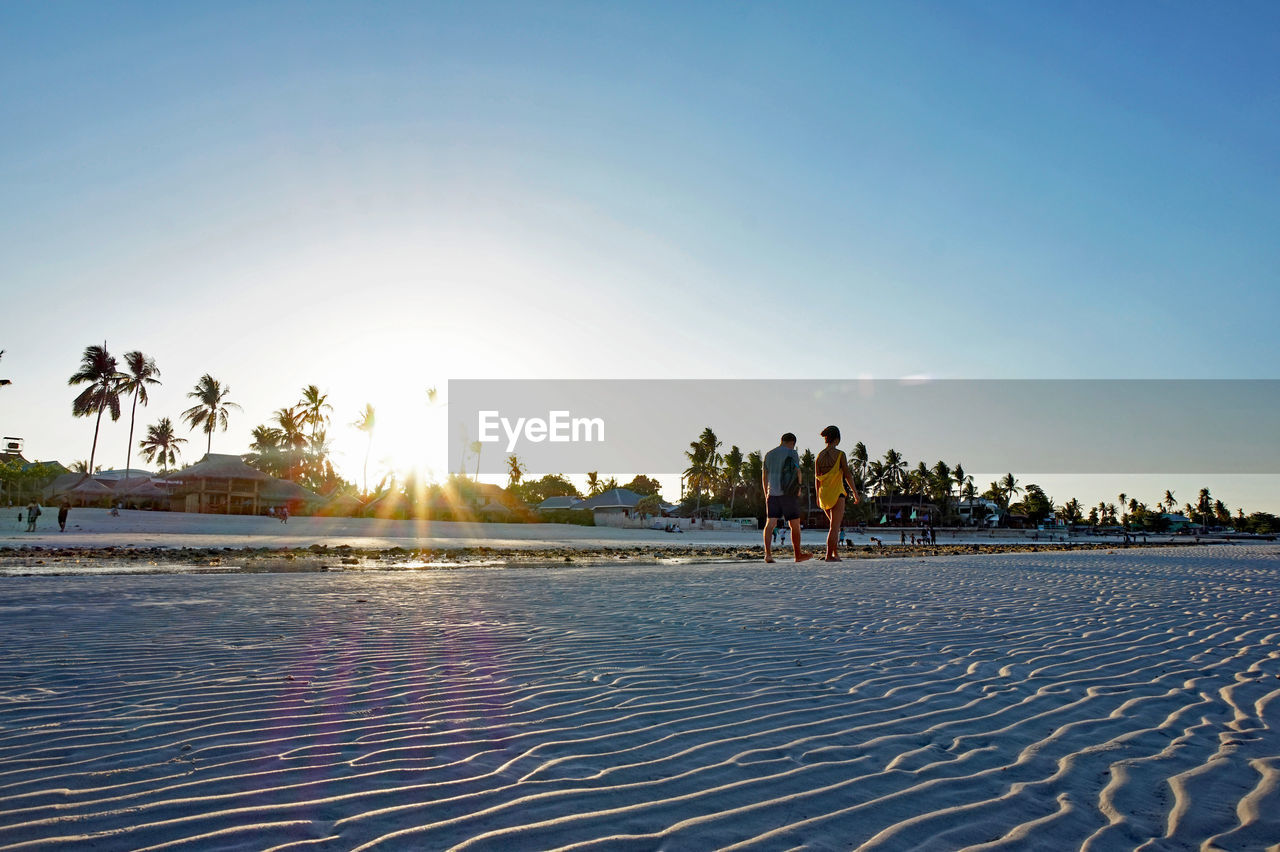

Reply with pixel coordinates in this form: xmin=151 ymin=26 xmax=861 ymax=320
xmin=2 ymin=1 xmax=1277 ymax=513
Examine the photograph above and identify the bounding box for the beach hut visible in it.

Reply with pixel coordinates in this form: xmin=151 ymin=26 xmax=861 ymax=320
xmin=159 ymin=454 xmax=276 ymax=515
xmin=479 ymin=503 xmax=515 ymax=521
xmin=49 ymin=473 xmax=114 ymax=507
xmin=259 ymin=478 xmax=325 ymax=516
xmin=115 ymin=476 xmax=171 ymax=509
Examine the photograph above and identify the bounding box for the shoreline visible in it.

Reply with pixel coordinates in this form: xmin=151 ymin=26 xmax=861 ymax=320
xmin=1 ymin=538 xmax=1204 ymax=576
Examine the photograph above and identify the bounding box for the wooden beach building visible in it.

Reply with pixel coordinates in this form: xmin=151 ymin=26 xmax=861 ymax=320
xmin=160 ymin=453 xmax=322 ymax=515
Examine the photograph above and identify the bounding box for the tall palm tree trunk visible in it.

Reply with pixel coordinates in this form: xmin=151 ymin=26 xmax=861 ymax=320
xmin=125 ymin=391 xmax=139 ymax=484
xmin=88 ymin=398 xmax=106 ymax=474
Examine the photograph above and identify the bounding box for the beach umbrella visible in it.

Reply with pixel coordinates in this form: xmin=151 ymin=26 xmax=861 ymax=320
xmin=910 ymin=508 xmax=917 ymax=520
xmin=879 ymin=514 xmax=887 ymax=524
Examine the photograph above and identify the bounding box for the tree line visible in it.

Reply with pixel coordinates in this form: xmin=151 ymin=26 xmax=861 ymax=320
xmin=505 ymin=425 xmax=1280 ymax=534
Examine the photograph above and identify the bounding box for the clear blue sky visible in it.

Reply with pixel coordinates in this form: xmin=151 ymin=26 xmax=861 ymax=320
xmin=2 ymin=2 xmax=1277 ymax=511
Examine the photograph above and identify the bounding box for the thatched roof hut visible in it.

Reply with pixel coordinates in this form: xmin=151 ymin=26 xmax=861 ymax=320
xmin=160 ymin=454 xmax=277 ymax=515
xmin=48 ymin=474 xmax=114 ymax=506
xmin=116 ymin=477 xmax=170 ymax=506
xmin=162 ymin=454 xmax=273 ymax=483
xmin=260 ymin=478 xmax=324 ymax=508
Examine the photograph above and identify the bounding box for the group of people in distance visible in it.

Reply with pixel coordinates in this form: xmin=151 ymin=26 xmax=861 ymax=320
xmin=762 ymin=425 xmax=859 ymax=563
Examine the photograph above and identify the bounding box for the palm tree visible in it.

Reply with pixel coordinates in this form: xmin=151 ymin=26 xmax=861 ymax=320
xmin=246 ymin=424 xmax=286 ymax=477
xmin=913 ymin=461 xmax=930 ymax=508
xmin=1163 ymin=490 xmax=1176 ymax=513
xmin=272 ymin=406 xmax=308 ymax=480
xmin=954 ymin=464 xmax=973 ymax=510
xmin=119 ymin=351 xmax=160 ymax=482
xmin=1000 ymin=473 xmax=1022 ymax=510
xmin=1197 ymin=488 xmax=1212 ymax=529
xmin=0 ymin=349 xmax=10 ymax=387
xmin=506 ymin=454 xmax=526 ymax=489
xmin=698 ymin=427 xmax=723 ymax=500
xmin=850 ymin=442 xmax=869 ymax=480
xmin=800 ymin=449 xmax=816 ymax=515
xmin=722 ymin=445 xmax=744 ymax=519
xmin=931 ymin=460 xmax=952 ymax=519
xmin=305 ymin=428 xmax=335 ymax=490
xmin=299 ymin=385 xmax=332 ymax=440
xmin=1117 ymin=493 xmax=1127 ymax=514
xmin=182 ymin=374 xmax=240 ymax=456
xmin=351 ymin=404 xmax=376 ymax=496
xmin=1061 ymin=498 xmax=1082 ymax=525
xmin=138 ymin=417 xmax=186 ymax=473
xmin=68 ymin=344 xmax=123 ymax=475
xmin=585 ymin=471 xmax=602 ymax=496
xmin=683 ymin=427 xmax=722 ymax=517
xmin=881 ymin=449 xmax=907 ymax=496
xmin=866 ymin=459 xmax=886 ymax=496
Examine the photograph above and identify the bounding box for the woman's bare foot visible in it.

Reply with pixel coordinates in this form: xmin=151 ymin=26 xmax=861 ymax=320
xmin=764 ymin=557 xmax=776 ymax=563
xmin=795 ymin=552 xmax=813 ymax=563
xmin=825 ymin=556 xmax=841 ymax=562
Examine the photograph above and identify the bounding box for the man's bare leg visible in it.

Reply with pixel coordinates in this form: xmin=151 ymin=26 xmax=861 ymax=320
xmin=790 ymin=518 xmax=812 ymax=562
xmin=763 ymin=518 xmax=777 ymax=562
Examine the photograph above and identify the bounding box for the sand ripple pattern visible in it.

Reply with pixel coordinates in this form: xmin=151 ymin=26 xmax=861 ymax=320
xmin=2 ymin=545 xmax=1279 ymax=850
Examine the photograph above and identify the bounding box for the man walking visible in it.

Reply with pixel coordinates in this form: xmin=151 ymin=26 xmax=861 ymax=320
xmin=25 ymin=501 xmax=40 ymax=532
xmin=763 ymin=432 xmax=812 ymax=563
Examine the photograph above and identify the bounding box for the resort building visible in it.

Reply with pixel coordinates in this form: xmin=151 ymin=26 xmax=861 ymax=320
xmin=159 ymin=453 xmax=323 ymax=515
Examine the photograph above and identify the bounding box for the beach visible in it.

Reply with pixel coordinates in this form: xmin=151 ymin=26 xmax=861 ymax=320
xmin=0 ymin=508 xmax=1179 ymax=577
xmin=2 ymin=542 xmax=1278 ymax=849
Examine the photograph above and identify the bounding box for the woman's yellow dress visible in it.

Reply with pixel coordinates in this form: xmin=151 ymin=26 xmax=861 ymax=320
xmin=817 ymin=450 xmax=847 ymax=511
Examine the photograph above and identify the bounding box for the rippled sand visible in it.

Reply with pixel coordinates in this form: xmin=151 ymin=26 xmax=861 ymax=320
xmin=2 ymin=545 xmax=1278 ymax=850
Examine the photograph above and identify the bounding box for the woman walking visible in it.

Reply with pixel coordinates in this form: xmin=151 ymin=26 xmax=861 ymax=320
xmin=815 ymin=425 xmax=859 ymax=561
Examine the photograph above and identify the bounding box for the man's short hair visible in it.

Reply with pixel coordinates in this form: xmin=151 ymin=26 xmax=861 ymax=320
xmin=780 ymin=432 xmax=797 ymax=444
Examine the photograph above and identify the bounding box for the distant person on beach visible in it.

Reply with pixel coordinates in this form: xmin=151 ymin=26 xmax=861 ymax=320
xmin=57 ymin=501 xmax=70 ymax=532
xmin=25 ymin=501 xmax=40 ymax=532
xmin=280 ymin=506 xmax=289 ymax=524
xmin=763 ymin=433 xmax=811 ymax=563
xmin=815 ymin=425 xmax=858 ymax=562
